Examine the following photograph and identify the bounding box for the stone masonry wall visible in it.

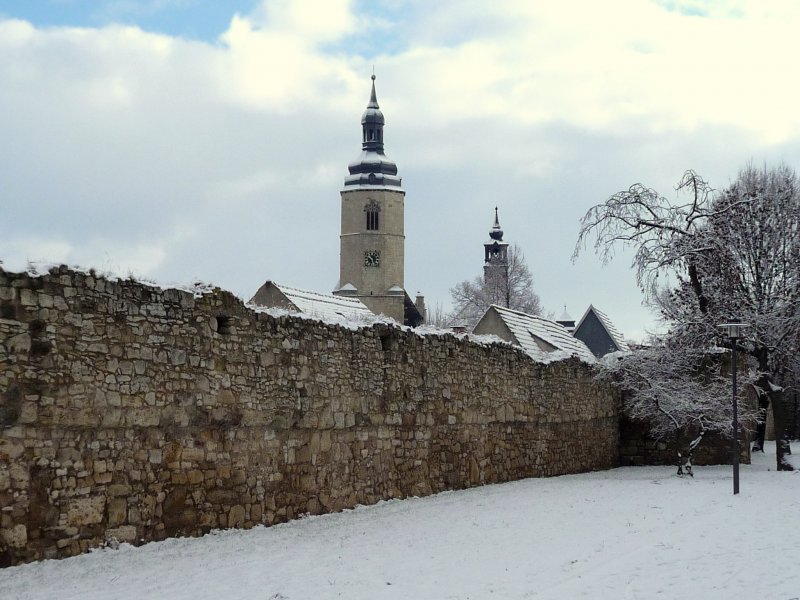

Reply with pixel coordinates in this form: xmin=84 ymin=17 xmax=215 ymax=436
xmin=0 ymin=266 xmax=619 ymax=566
xmin=618 ymin=417 xmax=751 ymax=467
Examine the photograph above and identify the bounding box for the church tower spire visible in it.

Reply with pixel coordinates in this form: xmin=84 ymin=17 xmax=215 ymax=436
xmin=343 ymin=75 xmax=402 ymax=189
xmin=363 ymin=75 xmax=383 ymax=153
xmin=489 ymin=206 xmax=503 ymax=241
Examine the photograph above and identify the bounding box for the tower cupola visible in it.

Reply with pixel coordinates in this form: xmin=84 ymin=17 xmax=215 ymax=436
xmin=484 ymin=207 xmax=509 ymax=264
xmin=361 ymin=75 xmax=385 ymax=151
xmin=344 ymin=75 xmax=402 ymax=189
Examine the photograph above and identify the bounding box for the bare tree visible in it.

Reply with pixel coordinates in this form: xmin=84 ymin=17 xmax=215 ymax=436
xmin=449 ymin=244 xmax=542 ymax=327
xmin=576 ymin=165 xmax=800 ymax=471
xmin=424 ymin=302 xmax=451 ymax=329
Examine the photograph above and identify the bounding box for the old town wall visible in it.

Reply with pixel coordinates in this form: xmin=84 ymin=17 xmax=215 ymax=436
xmin=0 ymin=266 xmax=619 ymax=565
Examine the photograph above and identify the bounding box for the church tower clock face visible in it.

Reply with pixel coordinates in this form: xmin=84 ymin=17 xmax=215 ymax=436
xmin=333 ymin=75 xmax=406 ymax=323
xmin=364 ymin=250 xmax=381 ymax=267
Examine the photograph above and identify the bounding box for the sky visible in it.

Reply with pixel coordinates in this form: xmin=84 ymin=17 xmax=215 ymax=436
xmin=3 ymin=0 xmax=800 ymax=341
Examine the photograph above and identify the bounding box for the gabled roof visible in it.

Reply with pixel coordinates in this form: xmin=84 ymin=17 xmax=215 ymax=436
xmin=575 ymin=304 xmax=630 ymax=352
xmin=251 ymin=281 xmax=373 ymax=322
xmin=476 ymin=305 xmax=596 ymax=363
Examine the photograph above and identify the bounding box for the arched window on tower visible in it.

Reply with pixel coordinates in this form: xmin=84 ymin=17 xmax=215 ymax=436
xmin=365 ymin=200 xmax=380 ymax=231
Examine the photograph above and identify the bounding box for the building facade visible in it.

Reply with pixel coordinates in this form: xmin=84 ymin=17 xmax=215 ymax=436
xmin=573 ymin=304 xmax=631 ymax=358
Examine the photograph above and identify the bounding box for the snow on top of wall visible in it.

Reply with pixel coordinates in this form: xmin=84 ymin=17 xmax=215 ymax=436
xmin=2 ymin=262 xmax=581 ymax=366
xmin=2 ymin=260 xmax=222 ymax=300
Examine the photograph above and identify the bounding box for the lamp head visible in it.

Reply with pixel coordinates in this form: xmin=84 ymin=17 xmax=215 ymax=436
xmin=718 ymin=319 xmax=750 ymax=340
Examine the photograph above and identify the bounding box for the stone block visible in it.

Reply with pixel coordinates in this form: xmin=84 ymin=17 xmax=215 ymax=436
xmin=101 ymin=408 xmax=122 ymax=428
xmin=206 ymin=488 xmax=239 ymax=505
xmin=187 ymin=470 xmax=204 ymax=485
xmin=67 ymin=496 xmax=106 ymax=527
xmin=334 ymin=412 xmax=345 ymax=428
xmin=0 ymin=438 xmax=25 ymax=460
xmin=107 ymin=498 xmax=127 ymax=527
xmin=181 ymin=447 xmax=204 ymax=462
xmin=19 ymin=289 xmax=37 ymax=306
xmin=38 ymin=293 xmax=54 ymax=308
xmin=9 ymin=463 xmax=29 ymax=488
xmin=228 ymin=505 xmax=245 ymax=527
xmin=169 ymin=350 xmax=187 ymax=366
xmin=105 ymin=525 xmax=137 ymax=544
xmin=108 ymin=484 xmax=131 ymax=497
xmin=251 ymin=503 xmax=263 ymax=522
xmin=7 ymin=333 xmax=30 ymax=353
xmin=1 ymin=524 xmax=27 ymax=548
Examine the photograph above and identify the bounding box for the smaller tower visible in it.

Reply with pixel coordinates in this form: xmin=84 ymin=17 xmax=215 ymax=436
xmin=484 ymin=207 xmax=510 ymax=307
xmin=557 ymin=306 xmax=576 ymax=332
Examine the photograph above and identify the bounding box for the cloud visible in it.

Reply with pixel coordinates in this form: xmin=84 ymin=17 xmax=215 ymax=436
xmin=381 ymin=0 xmax=800 ymax=143
xmin=3 ymin=0 xmax=800 ymax=341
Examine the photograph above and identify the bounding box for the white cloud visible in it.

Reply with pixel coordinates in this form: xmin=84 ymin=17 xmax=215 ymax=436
xmin=374 ymin=0 xmax=800 ymax=143
xmin=252 ymin=0 xmax=356 ymax=42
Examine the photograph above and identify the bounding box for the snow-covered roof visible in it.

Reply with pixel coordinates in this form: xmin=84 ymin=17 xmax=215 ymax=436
xmin=263 ymin=282 xmax=373 ymax=321
xmin=576 ymin=305 xmax=630 ymax=352
xmin=558 ymin=309 xmax=573 ymax=322
xmin=482 ymin=305 xmax=596 ymax=363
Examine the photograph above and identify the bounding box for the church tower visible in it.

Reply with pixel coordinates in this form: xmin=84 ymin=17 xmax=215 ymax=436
xmin=334 ymin=75 xmax=413 ymax=324
xmin=484 ymin=207 xmax=510 ymax=307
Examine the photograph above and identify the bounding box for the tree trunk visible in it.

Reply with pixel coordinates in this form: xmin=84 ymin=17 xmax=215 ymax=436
xmin=751 ymin=351 xmax=772 ymax=454
xmin=751 ymin=370 xmax=770 ymax=453
xmin=752 ymin=392 xmax=769 ymax=452
xmin=771 ymin=388 xmax=794 ymax=471
xmin=676 ymin=428 xmax=704 ymax=477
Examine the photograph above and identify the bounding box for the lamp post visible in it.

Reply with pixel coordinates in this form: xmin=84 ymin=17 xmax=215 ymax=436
xmin=719 ymin=319 xmax=750 ymax=495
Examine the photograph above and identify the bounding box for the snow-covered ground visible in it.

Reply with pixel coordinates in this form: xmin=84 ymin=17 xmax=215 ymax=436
xmin=3 ymin=443 xmax=798 ymax=600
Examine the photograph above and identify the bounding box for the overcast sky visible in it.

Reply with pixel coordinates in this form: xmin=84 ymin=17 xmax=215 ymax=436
xmin=3 ymin=0 xmax=800 ymax=341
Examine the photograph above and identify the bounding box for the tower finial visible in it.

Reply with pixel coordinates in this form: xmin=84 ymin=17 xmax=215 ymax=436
xmin=489 ymin=207 xmax=504 ymax=241
xmin=368 ymin=72 xmax=379 ymax=108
